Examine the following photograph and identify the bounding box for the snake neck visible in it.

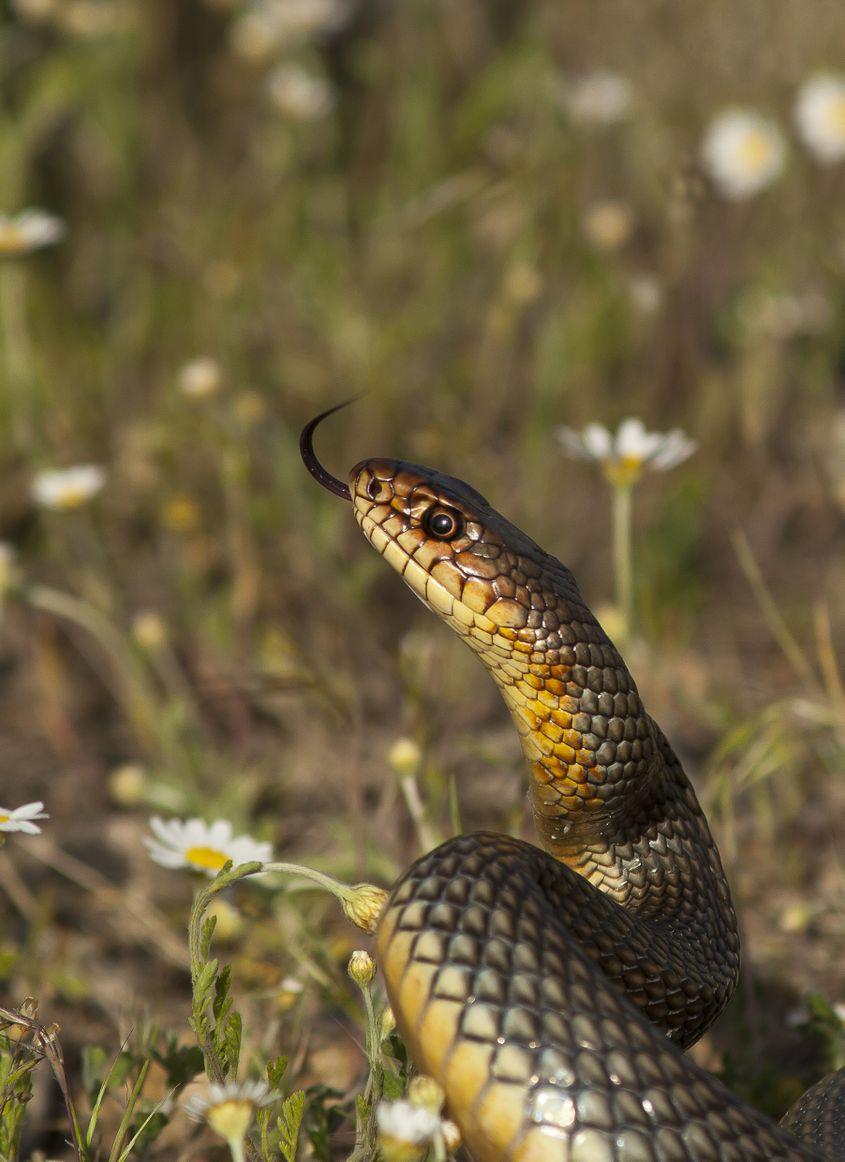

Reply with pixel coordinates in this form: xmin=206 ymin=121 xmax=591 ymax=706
xmin=463 ymin=583 xmax=659 ymax=856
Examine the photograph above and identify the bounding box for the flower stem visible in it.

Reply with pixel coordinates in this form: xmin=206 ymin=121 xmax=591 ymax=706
xmin=612 ymin=482 xmax=634 ymax=644
xmin=23 ymin=583 xmax=161 ymax=747
xmin=0 ymin=262 xmax=35 ymax=450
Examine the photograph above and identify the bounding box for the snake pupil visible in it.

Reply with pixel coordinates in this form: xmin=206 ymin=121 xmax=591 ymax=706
xmin=426 ymin=507 xmax=462 ymax=539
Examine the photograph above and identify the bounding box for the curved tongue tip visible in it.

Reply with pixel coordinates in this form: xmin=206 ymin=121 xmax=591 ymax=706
xmin=300 ymin=400 xmax=356 ymax=500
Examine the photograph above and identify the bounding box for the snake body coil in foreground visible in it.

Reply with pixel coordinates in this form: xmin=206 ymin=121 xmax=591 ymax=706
xmin=301 ymin=408 xmax=845 ymax=1161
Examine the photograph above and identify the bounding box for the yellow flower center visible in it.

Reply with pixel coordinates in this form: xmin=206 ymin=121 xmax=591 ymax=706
xmin=0 ymin=226 xmax=25 ymax=255
xmin=206 ymin=1098 xmax=255 ymax=1145
xmin=55 ymin=488 xmax=88 ymax=509
xmin=0 ymin=814 xmax=8 ymax=823
xmin=185 ymin=845 xmax=229 ymax=871
xmin=603 ymin=456 xmax=644 ymax=488
xmin=738 ymin=130 xmax=773 ymax=172
xmin=825 ymin=97 xmax=845 ymax=134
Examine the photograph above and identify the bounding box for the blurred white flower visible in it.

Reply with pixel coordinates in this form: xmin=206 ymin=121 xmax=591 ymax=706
xmin=131 ymin=610 xmax=168 ymax=650
xmin=266 ymin=64 xmax=334 ymax=121
xmin=277 ymin=976 xmax=304 ymax=1010
xmin=184 ymin=1079 xmax=275 ymax=1153
xmin=11 ymin=0 xmax=57 ymax=23
xmin=563 ymin=71 xmax=634 ymax=126
xmin=144 ymin=816 xmax=272 ymax=876
xmin=627 ymin=274 xmax=663 ymax=315
xmin=739 ymin=289 xmax=832 ymax=340
xmin=795 ymin=74 xmax=845 ymax=163
xmin=0 ymin=801 xmax=48 ymax=835
xmin=178 ymin=356 xmax=223 ymax=398
xmin=376 ymin=1099 xmax=441 ymax=1158
xmin=701 ymin=110 xmax=786 ymax=200
xmin=58 ymin=1 xmax=127 ymax=38
xmin=582 ymin=200 xmax=634 ymax=251
xmin=264 ymin=0 xmax=345 ymax=43
xmin=557 ymin=418 xmax=696 ymax=486
xmin=230 ymin=9 xmax=282 ymax=63
xmin=0 ymin=209 xmax=65 ymax=256
xmin=32 ymin=465 xmax=105 ymax=510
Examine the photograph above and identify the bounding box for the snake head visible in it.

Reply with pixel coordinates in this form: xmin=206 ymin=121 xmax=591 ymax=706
xmin=347 ymin=457 xmax=585 ymax=658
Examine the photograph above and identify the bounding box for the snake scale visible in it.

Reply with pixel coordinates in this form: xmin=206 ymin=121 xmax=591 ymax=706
xmin=301 ymin=406 xmax=845 ymax=1161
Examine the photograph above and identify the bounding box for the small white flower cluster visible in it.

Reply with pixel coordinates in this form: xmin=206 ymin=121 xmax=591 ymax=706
xmin=0 ymin=801 xmax=48 ymax=835
xmin=556 ymin=418 xmax=696 ymax=485
xmin=0 ymin=209 xmax=64 ymax=256
xmin=32 ymin=465 xmax=106 ymax=511
xmin=702 ymin=73 xmax=845 ymax=201
xmin=561 ymin=70 xmax=634 ymax=127
xmin=145 ymin=816 xmax=272 ymax=876
xmin=178 ymin=357 xmax=223 ymax=399
xmin=231 ymin=0 xmax=344 ymax=61
xmin=228 ymin=0 xmax=340 ymax=121
xmin=376 ymin=1096 xmax=460 ymax=1160
xmin=266 ymin=64 xmax=335 ymax=121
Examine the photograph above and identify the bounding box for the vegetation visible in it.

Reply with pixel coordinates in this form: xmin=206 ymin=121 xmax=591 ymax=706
xmin=0 ymin=0 xmax=844 ymax=1157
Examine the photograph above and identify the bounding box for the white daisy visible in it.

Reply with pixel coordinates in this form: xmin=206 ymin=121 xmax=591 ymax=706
xmin=701 ymin=109 xmax=786 ymax=200
xmin=266 ymin=64 xmax=334 ymax=121
xmin=0 ymin=209 xmax=65 ymax=256
xmin=144 ymin=816 xmax=272 ymax=876
xmin=184 ymin=1079 xmax=275 ymax=1156
xmin=556 ymin=418 xmax=696 ymax=486
xmin=376 ymin=1099 xmax=441 ymax=1153
xmin=32 ymin=465 xmax=106 ymax=510
xmin=795 ymin=74 xmax=845 ymax=164
xmin=0 ymin=801 xmax=48 ymax=835
xmin=563 ymin=70 xmax=634 ymax=127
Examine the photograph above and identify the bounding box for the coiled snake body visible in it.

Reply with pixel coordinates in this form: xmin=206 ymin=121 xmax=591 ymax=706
xmin=301 ymin=409 xmax=845 ymax=1161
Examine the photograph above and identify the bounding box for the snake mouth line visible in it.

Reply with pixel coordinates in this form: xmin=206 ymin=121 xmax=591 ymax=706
xmin=356 ymin=505 xmax=461 ymax=620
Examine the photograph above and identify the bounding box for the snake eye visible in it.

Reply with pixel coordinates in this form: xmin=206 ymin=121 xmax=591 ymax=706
xmin=424 ymin=505 xmax=464 ymax=540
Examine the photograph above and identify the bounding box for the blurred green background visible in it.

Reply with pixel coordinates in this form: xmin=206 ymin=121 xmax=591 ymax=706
xmin=1 ymin=0 xmax=844 ymax=1156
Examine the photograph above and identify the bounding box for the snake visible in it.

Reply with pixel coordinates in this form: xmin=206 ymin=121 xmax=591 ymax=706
xmin=301 ymin=405 xmax=845 ymax=1161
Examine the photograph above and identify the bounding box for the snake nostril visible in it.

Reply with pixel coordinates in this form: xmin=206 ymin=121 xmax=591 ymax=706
xmin=366 ymin=476 xmax=381 ymax=501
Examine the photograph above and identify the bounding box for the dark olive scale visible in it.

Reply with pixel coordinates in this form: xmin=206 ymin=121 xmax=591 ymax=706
xmin=297 ymin=414 xmax=844 ymax=1162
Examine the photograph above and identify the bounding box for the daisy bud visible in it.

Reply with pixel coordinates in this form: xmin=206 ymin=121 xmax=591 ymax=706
xmin=340 ymin=883 xmax=389 ymax=934
xmin=387 ymin=737 xmax=422 ymax=778
xmin=380 ymin=1006 xmax=396 ymax=1040
xmin=441 ymin=1118 xmax=462 ymax=1152
xmin=131 ymin=611 xmax=167 ymax=651
xmin=407 ymin=1074 xmax=445 ymax=1115
xmin=347 ymin=950 xmax=376 ymax=986
xmin=178 ymin=357 xmax=223 ymax=399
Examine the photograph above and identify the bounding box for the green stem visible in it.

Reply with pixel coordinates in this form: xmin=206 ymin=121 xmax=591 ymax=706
xmin=22 ymin=583 xmax=162 ymax=749
xmin=0 ymin=262 xmax=34 ymax=449
xmin=398 ymin=772 xmax=438 ymax=852
xmin=262 ymin=861 xmax=350 ymax=897
xmin=612 ymin=482 xmax=633 ymax=643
